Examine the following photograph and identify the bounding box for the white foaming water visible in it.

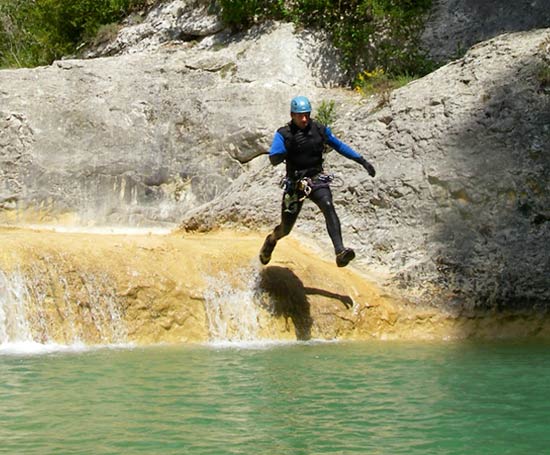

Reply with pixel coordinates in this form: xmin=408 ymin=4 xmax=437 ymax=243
xmin=0 ymin=270 xmax=33 ymax=344
xmin=203 ymin=264 xmax=265 ymax=343
xmin=0 ymin=340 xmax=87 ymax=356
xmin=202 ymin=262 xmax=344 ymax=349
xmin=0 ymin=340 xmax=136 ymax=356
xmin=0 ymin=269 xmax=128 ymax=354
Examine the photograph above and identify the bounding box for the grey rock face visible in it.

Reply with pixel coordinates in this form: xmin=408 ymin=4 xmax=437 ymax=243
xmin=183 ymin=29 xmax=550 ymax=310
xmin=0 ymin=21 xmax=345 ymax=227
xmin=345 ymin=30 xmax=550 ymax=309
xmin=422 ymin=0 xmax=550 ymax=63
xmin=85 ymin=0 xmax=224 ymax=57
xmin=0 ymin=112 xmax=34 ymax=209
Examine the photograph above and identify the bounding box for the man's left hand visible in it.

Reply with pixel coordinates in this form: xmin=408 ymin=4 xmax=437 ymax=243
xmin=358 ymin=157 xmax=376 ymax=177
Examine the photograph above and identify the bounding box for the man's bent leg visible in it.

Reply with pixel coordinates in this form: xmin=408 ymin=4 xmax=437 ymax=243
xmin=310 ymin=187 xmax=355 ymax=267
xmin=259 ymin=197 xmax=302 ymax=265
xmin=310 ymin=187 xmax=344 ymax=252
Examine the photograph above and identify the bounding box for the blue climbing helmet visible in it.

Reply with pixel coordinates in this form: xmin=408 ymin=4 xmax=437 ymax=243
xmin=290 ymin=96 xmax=312 ymax=114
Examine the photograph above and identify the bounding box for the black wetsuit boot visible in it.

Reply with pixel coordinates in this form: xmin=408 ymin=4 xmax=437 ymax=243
xmin=259 ymin=233 xmax=277 ymax=265
xmin=336 ymin=248 xmax=355 ymax=267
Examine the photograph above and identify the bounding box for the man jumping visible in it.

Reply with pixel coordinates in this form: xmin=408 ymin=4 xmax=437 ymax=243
xmin=259 ymin=96 xmax=376 ymax=267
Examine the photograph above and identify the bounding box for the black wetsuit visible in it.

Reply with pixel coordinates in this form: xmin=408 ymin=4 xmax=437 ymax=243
xmin=267 ymin=119 xmax=361 ymax=254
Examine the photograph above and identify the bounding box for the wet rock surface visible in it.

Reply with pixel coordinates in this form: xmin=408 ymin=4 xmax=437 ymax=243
xmin=1 ymin=227 xmax=548 ymax=344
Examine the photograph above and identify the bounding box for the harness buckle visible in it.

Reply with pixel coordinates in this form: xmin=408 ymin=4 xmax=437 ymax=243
xmin=296 ymin=178 xmax=312 ymax=201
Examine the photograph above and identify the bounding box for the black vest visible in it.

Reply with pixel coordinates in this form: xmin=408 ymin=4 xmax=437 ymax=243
xmin=277 ymin=120 xmax=327 ymax=178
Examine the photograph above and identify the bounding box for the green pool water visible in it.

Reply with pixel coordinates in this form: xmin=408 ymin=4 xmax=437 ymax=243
xmin=1 ymin=340 xmax=549 ymax=454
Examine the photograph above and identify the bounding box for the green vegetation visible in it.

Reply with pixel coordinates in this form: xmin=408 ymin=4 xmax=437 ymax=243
xmin=315 ymin=99 xmax=344 ymax=138
xmin=537 ymin=37 xmax=550 ymax=91
xmin=1 ymin=0 xmax=434 ymax=94
xmin=214 ymin=0 xmax=288 ymax=28
xmin=315 ymin=99 xmax=337 ymax=127
xmin=354 ymin=67 xmax=416 ymax=105
xmin=537 ymin=63 xmax=550 ymax=91
xmin=0 ymin=0 xmax=151 ymax=68
xmin=538 ymin=63 xmax=550 ymax=82
xmin=217 ymin=0 xmax=435 ymax=84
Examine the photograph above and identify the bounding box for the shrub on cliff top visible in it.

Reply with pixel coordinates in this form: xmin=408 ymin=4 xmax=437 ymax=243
xmin=1 ymin=0 xmax=434 ymax=82
xmin=217 ymin=0 xmax=434 ymax=78
xmin=0 ymin=0 xmax=150 ymax=68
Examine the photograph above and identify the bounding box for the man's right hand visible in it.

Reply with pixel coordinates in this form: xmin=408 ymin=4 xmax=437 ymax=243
xmin=269 ymin=153 xmax=286 ymax=166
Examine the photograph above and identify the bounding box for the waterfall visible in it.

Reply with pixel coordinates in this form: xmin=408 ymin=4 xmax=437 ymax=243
xmin=0 ymin=268 xmax=127 ymax=348
xmin=203 ymin=265 xmax=265 ymax=343
xmin=0 ymin=270 xmax=33 ymax=344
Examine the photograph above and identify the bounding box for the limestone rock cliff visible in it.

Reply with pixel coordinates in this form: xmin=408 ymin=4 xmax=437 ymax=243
xmin=422 ymin=0 xmax=550 ymax=63
xmin=0 ymin=18 xmax=345 ymax=227
xmin=182 ymin=30 xmax=550 ymax=310
xmin=2 ymin=227 xmax=548 ymax=345
xmin=1 ymin=1 xmax=549 ymax=313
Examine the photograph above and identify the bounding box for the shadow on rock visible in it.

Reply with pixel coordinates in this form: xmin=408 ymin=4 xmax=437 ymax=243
xmin=258 ymin=266 xmax=353 ymax=340
xmin=435 ymin=50 xmax=550 ymax=311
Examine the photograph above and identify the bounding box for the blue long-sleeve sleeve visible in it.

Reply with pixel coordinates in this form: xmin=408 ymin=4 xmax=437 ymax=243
xmin=268 ymin=131 xmax=287 ymax=165
xmin=325 ymin=126 xmax=362 ymax=160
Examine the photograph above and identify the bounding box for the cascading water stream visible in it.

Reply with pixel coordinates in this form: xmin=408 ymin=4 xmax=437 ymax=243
xmin=0 ymin=270 xmax=33 ymax=344
xmin=0 ymin=268 xmax=127 ymax=351
xmin=203 ymin=265 xmax=267 ymax=344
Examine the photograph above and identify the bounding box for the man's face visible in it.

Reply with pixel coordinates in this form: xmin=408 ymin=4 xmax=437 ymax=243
xmin=291 ymin=112 xmax=311 ymax=130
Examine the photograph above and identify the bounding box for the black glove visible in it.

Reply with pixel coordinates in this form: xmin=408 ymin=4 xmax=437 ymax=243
xmin=269 ymin=152 xmax=287 ymax=166
xmin=357 ymin=157 xmax=376 ymax=177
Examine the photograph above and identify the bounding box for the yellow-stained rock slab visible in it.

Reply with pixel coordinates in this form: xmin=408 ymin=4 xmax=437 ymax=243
xmin=1 ymin=227 xmax=549 ymax=345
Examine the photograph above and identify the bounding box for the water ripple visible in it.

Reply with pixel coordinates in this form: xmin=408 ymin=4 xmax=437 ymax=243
xmin=2 ymin=341 xmax=550 ymax=454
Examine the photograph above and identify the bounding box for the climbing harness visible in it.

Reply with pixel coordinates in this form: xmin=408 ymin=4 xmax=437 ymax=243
xmin=281 ymin=173 xmax=335 ymax=213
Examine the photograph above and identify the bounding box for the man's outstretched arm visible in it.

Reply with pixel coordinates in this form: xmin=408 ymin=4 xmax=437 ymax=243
xmin=325 ymin=126 xmax=376 ymax=177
